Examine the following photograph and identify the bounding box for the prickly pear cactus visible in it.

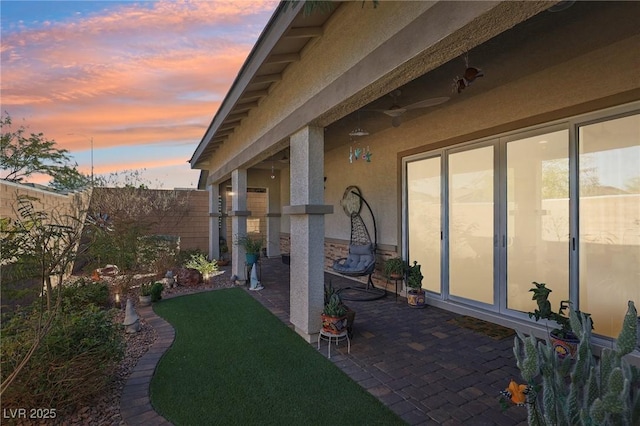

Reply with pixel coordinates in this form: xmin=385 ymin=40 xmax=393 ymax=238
xmin=512 ymin=301 xmax=639 ymax=426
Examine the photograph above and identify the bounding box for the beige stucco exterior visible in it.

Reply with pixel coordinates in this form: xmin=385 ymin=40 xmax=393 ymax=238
xmin=192 ymin=1 xmax=640 ymax=349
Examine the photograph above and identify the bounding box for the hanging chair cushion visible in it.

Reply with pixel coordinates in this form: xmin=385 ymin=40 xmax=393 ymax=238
xmin=332 ymin=244 xmax=375 ymax=275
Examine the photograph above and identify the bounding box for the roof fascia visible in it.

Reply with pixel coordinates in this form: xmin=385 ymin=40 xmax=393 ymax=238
xmin=189 ymin=1 xmax=301 ymax=166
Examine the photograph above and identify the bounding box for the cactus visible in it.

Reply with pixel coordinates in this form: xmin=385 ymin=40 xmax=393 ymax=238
xmin=511 ymin=300 xmax=640 ymax=425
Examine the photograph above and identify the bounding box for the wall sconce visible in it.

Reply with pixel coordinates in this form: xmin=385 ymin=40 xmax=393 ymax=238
xmin=270 ymin=162 xmax=276 ymax=180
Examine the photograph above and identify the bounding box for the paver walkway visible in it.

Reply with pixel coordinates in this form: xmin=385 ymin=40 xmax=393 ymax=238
xmin=120 ymin=258 xmax=528 ymax=425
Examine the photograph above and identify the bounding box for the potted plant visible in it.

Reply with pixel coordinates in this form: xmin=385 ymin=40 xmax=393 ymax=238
xmin=384 ymin=256 xmax=407 ymax=280
xmin=406 ymin=261 xmax=426 ymax=308
xmin=235 ymin=234 xmax=263 ymax=265
xmin=324 ymin=281 xmax=355 ymax=337
xmin=184 ymin=253 xmax=219 ymax=281
xmin=527 ymin=281 xmax=592 ymax=358
xmin=139 ymin=283 xmax=152 ymax=307
xmin=322 ymin=292 xmax=348 ymax=335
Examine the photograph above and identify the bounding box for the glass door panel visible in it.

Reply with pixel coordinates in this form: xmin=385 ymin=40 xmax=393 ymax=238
xmin=448 ymin=146 xmax=494 ymax=304
xmin=579 ymin=113 xmax=640 ymax=338
xmin=506 ymin=130 xmax=570 ymax=313
xmin=407 ymin=157 xmax=441 ymax=293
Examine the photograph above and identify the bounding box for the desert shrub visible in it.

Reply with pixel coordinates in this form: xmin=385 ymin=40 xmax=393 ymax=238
xmin=176 ymin=248 xmax=206 ymax=267
xmin=59 ymin=279 xmax=111 ymax=310
xmin=138 ymin=235 xmax=179 ymax=276
xmin=0 ymin=300 xmax=124 ymax=411
xmin=150 ymin=282 xmax=164 ymax=302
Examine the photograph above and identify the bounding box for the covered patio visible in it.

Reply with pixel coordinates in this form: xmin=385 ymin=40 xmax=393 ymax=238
xmin=247 ymin=258 xmax=527 ymax=425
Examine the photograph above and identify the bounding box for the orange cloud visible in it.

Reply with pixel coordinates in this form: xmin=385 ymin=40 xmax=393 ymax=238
xmin=1 ymin=0 xmax=279 ymax=188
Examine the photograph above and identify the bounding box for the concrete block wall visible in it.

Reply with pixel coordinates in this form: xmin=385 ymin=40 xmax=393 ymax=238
xmin=1 ymin=181 xmax=91 ymax=223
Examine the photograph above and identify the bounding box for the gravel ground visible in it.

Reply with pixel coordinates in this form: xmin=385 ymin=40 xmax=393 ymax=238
xmin=19 ymin=268 xmax=235 ymax=426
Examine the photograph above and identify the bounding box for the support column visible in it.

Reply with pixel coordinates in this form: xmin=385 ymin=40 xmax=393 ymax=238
xmin=230 ymin=169 xmax=250 ymax=281
xmin=283 ymin=126 xmax=333 ymax=342
xmin=208 ymin=184 xmax=221 ymax=261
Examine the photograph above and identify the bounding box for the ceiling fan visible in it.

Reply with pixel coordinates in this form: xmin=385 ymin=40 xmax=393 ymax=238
xmin=373 ymin=90 xmax=449 ymax=127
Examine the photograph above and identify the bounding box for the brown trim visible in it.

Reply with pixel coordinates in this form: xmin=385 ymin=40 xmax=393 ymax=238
xmin=228 ymin=210 xmax=252 ymax=217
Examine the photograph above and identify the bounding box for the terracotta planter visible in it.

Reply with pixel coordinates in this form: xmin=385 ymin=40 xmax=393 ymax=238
xmin=550 ymin=331 xmax=580 ymax=358
xmin=407 ymin=289 xmax=426 ymax=309
xmin=321 ymin=313 xmax=348 ymax=334
xmin=389 ymin=273 xmax=404 ymax=280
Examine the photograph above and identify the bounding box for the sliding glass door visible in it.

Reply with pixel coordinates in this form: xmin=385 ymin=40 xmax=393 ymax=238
xmin=505 ymin=130 xmax=570 ymax=313
xmin=406 ymin=156 xmax=441 ymax=293
xmin=448 ymin=145 xmax=494 ymax=305
xmin=403 ymin=107 xmax=638 ymax=339
xmin=578 ymin=114 xmax=640 ymax=337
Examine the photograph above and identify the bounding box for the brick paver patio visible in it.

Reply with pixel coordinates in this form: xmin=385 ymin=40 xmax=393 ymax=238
xmin=121 ymin=257 xmax=528 ymax=425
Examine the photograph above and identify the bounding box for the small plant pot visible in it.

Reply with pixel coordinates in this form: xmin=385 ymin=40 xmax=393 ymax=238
xmin=389 ymin=273 xmax=404 ymax=280
xmin=407 ymin=289 xmax=426 ymax=309
xmin=321 ymin=314 xmax=348 ymax=334
xmin=246 ymin=253 xmax=259 ymax=265
xmin=139 ymin=295 xmax=152 ymax=307
xmin=550 ymin=331 xmax=580 ymax=358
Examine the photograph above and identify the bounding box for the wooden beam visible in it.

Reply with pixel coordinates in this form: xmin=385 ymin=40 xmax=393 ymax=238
xmin=265 ymin=53 xmax=300 ymax=64
xmin=284 ymin=27 xmax=323 ymax=39
xmin=226 ymin=112 xmax=249 ymax=121
xmin=239 ymin=90 xmax=269 ymax=101
xmin=251 ymin=73 xmax=282 ymax=85
xmin=233 ymin=101 xmax=260 ymax=112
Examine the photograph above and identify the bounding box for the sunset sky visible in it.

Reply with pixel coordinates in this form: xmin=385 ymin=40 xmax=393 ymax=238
xmin=1 ymin=0 xmax=279 ymax=188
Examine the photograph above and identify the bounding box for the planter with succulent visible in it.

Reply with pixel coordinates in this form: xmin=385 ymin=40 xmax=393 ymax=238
xmin=235 ymin=234 xmax=263 ymax=266
xmin=321 ymin=289 xmax=348 ymax=335
xmin=324 ymin=282 xmax=354 ymax=337
xmin=139 ymin=283 xmax=152 ymax=307
xmin=406 ymin=261 xmax=425 ymax=308
xmin=528 ymin=281 xmax=592 ymax=358
xmin=383 ymin=256 xmax=407 ymax=280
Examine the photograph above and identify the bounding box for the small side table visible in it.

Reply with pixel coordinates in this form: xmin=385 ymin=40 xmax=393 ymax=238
xmin=317 ymin=329 xmax=351 ymax=358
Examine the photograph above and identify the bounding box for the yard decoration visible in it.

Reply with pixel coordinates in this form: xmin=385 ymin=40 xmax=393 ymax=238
xmin=406 ymin=261 xmax=425 ymax=308
xmin=123 ymin=298 xmax=140 ymax=333
xmin=528 ymin=282 xmax=592 ymax=358
xmin=506 ymin=300 xmax=639 ymax=425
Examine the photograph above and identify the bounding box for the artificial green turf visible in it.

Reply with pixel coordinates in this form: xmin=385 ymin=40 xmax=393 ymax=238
xmin=150 ymin=288 xmax=405 ymax=425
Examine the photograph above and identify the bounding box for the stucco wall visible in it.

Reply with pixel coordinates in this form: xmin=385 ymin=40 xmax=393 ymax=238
xmin=321 ymin=33 xmax=640 ymax=247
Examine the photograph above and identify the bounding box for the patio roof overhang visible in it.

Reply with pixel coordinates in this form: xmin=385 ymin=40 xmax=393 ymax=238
xmin=188 ymin=1 xmax=567 ymax=187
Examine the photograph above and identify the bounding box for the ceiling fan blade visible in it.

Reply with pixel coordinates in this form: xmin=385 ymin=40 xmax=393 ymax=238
xmin=404 ymin=96 xmax=450 ymax=110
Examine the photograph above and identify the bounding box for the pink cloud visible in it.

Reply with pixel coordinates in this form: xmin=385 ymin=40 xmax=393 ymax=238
xmin=1 ymin=0 xmax=278 ymax=186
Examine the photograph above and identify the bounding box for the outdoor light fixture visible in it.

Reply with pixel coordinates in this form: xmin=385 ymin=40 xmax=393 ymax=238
xmin=348 ymin=128 xmax=369 ymax=137
xmin=349 ymin=110 xmax=369 ymax=137
xmin=270 ymin=162 xmax=276 ymax=179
